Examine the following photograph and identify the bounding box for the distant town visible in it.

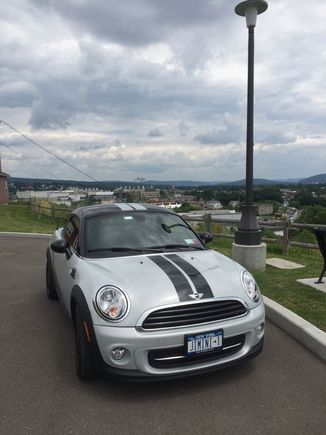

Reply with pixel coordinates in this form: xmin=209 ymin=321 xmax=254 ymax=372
xmin=2 ymin=174 xmax=325 ymax=226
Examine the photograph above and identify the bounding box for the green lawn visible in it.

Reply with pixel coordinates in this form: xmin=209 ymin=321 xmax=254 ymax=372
xmin=211 ymin=237 xmax=326 ymax=332
xmin=1 ymin=204 xmax=325 ymax=331
xmin=0 ymin=203 xmax=59 ymax=233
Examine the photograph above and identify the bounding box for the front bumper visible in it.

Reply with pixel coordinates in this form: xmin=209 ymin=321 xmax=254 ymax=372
xmin=93 ymin=302 xmax=265 ymax=379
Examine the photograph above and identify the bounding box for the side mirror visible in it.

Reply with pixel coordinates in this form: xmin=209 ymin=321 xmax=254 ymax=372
xmin=198 ymin=232 xmax=213 ymax=244
xmin=51 ymin=239 xmax=69 ymax=254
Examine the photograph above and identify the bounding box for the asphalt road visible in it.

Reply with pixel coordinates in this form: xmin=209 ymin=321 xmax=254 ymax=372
xmin=1 ymin=236 xmax=325 ymax=435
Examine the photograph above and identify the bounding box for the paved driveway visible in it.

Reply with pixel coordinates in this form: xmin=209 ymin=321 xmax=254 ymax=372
xmin=0 ymin=236 xmax=325 ymax=435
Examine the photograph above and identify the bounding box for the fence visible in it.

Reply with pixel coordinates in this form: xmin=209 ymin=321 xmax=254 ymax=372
xmin=30 ymin=199 xmax=71 ymax=226
xmin=181 ymin=213 xmax=326 ymax=255
xmin=29 ymin=199 xmax=325 ymax=255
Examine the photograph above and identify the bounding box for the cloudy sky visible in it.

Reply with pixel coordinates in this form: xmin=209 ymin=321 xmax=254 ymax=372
xmin=0 ymin=0 xmax=325 ymax=182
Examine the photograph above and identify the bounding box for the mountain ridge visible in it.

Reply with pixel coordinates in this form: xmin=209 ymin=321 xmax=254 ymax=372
xmin=9 ymin=173 xmax=326 ymax=187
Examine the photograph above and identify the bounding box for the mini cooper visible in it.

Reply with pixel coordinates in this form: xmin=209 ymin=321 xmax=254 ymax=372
xmin=46 ymin=203 xmax=264 ymax=380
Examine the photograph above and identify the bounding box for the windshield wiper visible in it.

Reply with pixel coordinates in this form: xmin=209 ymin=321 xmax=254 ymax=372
xmin=87 ymin=247 xmax=160 ymax=253
xmin=147 ymin=244 xmax=205 ymax=251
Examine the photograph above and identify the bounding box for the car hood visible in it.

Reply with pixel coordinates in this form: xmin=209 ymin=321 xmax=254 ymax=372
xmin=79 ymin=249 xmax=255 ymax=327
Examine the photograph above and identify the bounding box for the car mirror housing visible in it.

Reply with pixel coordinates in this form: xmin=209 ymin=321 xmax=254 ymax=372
xmin=198 ymin=232 xmax=213 ymax=244
xmin=51 ymin=239 xmax=69 ymax=254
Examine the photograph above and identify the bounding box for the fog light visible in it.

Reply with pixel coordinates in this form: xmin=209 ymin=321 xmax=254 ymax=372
xmin=111 ymin=347 xmax=126 ymax=360
xmin=256 ymin=323 xmax=265 ymax=335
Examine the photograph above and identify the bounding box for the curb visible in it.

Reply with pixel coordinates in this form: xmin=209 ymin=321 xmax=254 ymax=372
xmin=0 ymin=232 xmax=51 ymax=238
xmin=263 ymin=296 xmax=326 ymax=362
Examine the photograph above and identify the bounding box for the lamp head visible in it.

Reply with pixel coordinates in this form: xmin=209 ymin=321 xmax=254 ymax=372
xmin=235 ymin=0 xmax=268 ymax=27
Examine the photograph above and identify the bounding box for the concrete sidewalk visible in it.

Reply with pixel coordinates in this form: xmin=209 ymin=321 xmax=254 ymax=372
xmin=264 ymin=296 xmax=326 ymax=362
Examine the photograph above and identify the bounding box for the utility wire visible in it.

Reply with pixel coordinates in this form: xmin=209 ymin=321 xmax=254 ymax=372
xmin=0 ymin=119 xmax=99 ymax=182
xmin=0 ymin=141 xmax=59 ymax=180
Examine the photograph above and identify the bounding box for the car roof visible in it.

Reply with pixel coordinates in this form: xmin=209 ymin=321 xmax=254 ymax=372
xmin=72 ymin=203 xmax=175 ymax=220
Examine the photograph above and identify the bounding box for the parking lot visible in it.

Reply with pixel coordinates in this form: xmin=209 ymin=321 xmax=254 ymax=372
xmin=1 ymin=235 xmax=325 ymax=435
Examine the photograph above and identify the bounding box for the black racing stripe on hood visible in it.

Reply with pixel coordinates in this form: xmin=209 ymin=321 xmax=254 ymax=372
xmin=166 ymin=254 xmax=214 ymax=299
xmin=149 ymin=256 xmax=193 ymax=302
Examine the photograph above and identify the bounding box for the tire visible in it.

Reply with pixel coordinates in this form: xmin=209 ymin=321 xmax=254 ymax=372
xmin=73 ymin=305 xmax=95 ymax=381
xmin=46 ymin=257 xmax=58 ymax=300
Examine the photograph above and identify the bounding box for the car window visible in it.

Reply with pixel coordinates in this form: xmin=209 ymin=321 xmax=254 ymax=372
xmin=85 ymin=212 xmax=203 ymax=256
xmin=64 ymin=216 xmax=80 ymax=253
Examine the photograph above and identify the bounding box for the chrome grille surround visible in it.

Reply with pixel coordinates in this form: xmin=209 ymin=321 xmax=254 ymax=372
xmin=137 ymin=298 xmax=248 ymax=332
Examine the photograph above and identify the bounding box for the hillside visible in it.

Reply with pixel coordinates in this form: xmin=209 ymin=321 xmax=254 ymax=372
xmin=9 ymin=174 xmax=326 ymax=188
xmin=299 ymin=174 xmax=326 ymax=184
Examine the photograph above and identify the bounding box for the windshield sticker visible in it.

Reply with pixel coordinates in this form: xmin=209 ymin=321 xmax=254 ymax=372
xmin=184 ymin=239 xmax=196 ymax=244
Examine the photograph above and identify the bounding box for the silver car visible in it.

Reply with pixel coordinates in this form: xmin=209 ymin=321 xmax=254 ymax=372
xmin=46 ymin=203 xmax=265 ymax=380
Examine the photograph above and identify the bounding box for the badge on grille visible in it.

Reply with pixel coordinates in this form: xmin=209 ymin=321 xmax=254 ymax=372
xmin=189 ymin=291 xmax=203 ymax=300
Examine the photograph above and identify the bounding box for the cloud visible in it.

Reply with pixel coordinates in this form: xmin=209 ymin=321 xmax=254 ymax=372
xmin=29 ymin=84 xmax=82 ymax=129
xmin=194 ymin=113 xmax=243 ymax=145
xmin=148 ymin=128 xmax=163 ymax=137
xmin=176 ymin=121 xmax=191 ymax=136
xmin=0 ymin=0 xmax=326 ymax=181
xmin=31 ymin=0 xmax=227 ymax=47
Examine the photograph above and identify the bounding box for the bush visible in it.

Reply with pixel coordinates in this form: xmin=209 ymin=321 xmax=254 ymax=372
xmin=176 ymin=203 xmax=199 ymax=213
xmin=291 ymin=229 xmax=316 ymax=244
xmin=296 ymin=205 xmax=326 ymax=224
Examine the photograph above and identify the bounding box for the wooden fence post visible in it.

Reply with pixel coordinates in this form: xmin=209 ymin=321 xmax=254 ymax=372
xmin=205 ymin=213 xmax=212 ymax=233
xmin=282 ymin=214 xmax=289 ymax=255
xmin=51 ymin=204 xmax=55 ymax=221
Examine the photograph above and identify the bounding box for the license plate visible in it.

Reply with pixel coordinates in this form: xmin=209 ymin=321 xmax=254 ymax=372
xmin=185 ymin=329 xmax=223 ymax=356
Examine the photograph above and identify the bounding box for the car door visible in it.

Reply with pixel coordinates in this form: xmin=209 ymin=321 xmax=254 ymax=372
xmin=53 ymin=216 xmax=80 ymax=313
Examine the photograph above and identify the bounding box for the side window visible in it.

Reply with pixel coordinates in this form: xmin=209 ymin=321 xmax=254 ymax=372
xmin=64 ymin=216 xmax=80 ymax=254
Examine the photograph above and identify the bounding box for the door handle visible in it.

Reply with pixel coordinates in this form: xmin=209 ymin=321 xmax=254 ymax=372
xmin=69 ymin=267 xmax=76 ymax=279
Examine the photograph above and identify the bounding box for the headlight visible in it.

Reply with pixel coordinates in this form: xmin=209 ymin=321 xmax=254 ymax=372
xmin=241 ymin=271 xmax=260 ymax=302
xmin=95 ymin=286 xmax=128 ymax=321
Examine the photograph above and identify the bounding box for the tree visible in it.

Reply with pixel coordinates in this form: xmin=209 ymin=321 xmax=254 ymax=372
xmin=176 ymin=202 xmax=198 ymax=213
xmin=296 ymin=205 xmax=326 ymax=224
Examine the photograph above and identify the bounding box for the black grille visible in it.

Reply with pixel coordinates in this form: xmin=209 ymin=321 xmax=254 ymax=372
xmin=148 ymin=334 xmax=245 ymax=369
xmin=142 ymin=300 xmax=247 ymax=330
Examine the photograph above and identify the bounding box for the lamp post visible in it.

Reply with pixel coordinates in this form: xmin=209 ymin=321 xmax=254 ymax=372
xmin=232 ymin=0 xmax=268 ymax=270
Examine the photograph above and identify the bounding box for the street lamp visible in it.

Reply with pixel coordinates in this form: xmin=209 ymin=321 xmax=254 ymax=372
xmin=232 ymin=0 xmax=268 ymax=270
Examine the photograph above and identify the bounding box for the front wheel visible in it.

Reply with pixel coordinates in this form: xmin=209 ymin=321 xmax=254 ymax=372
xmin=73 ymin=305 xmax=96 ymax=380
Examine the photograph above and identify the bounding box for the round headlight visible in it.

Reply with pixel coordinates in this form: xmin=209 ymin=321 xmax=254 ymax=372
xmin=241 ymin=271 xmax=260 ymax=302
xmin=95 ymin=286 xmax=128 ymax=321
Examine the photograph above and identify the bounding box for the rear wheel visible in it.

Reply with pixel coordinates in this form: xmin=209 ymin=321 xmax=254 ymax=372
xmin=46 ymin=257 xmax=58 ymax=300
xmin=73 ymin=305 xmax=96 ymax=380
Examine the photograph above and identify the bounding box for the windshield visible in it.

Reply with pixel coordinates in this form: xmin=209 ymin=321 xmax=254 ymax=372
xmin=85 ymin=211 xmax=205 ymax=257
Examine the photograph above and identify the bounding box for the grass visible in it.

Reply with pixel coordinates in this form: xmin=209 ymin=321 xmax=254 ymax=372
xmin=211 ymin=237 xmax=326 ymax=332
xmin=0 ymin=203 xmax=59 ymax=233
xmin=1 ymin=203 xmax=325 ymax=331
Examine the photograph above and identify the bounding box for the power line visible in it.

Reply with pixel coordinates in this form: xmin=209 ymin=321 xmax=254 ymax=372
xmin=0 ymin=119 xmax=99 ymax=182
xmin=0 ymin=141 xmax=59 ymax=180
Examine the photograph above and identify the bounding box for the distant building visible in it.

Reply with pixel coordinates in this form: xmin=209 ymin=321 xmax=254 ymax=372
xmin=229 ymin=200 xmax=240 ymax=209
xmin=88 ymin=191 xmax=115 ymax=201
xmin=258 ymin=203 xmax=273 ymax=216
xmin=206 ymin=200 xmax=223 ymax=210
xmin=161 ymin=203 xmax=182 ymax=209
xmin=16 ymin=189 xmax=88 ymax=204
xmin=139 ymin=189 xmax=160 ymax=201
xmin=0 ymin=157 xmax=9 ymax=205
